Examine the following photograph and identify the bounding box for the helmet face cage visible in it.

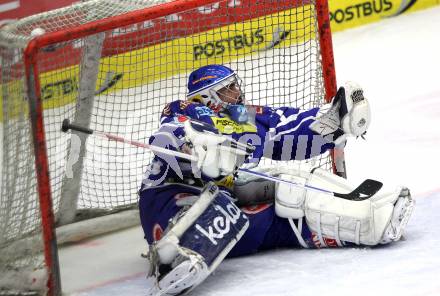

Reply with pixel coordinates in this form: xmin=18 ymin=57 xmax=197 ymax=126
xmin=187 ymin=65 xmax=244 ymax=111
xmin=208 ymin=74 xmax=244 ymax=109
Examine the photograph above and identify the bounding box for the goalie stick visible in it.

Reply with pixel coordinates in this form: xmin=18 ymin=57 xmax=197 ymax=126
xmin=238 ymin=168 xmax=382 ymax=201
xmin=61 ymin=119 xmax=198 ymax=162
xmin=61 ymin=119 xmax=382 ymax=201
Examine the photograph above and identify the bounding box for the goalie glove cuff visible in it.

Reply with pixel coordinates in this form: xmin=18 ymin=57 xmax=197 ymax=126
xmin=310 ymin=82 xmax=371 ymax=145
xmin=339 ymin=81 xmax=371 ymax=138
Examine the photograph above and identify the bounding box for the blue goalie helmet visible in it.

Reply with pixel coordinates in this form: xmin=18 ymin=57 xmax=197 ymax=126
xmin=187 ymin=65 xmax=245 ymax=113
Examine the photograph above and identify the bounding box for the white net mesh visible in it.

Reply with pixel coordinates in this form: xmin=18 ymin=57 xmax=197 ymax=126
xmin=0 ymin=0 xmax=334 ymax=293
xmin=0 ymin=0 xmax=170 ymax=48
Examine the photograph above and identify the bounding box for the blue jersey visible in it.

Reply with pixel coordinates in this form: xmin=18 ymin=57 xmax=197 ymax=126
xmin=141 ymin=100 xmax=334 ymax=188
xmin=138 ymin=101 xmax=339 ymax=254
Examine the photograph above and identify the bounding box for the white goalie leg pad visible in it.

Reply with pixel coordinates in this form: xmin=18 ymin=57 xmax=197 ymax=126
xmin=274 ymin=165 xmax=354 ymax=247
xmin=275 ymin=164 xmax=354 ymax=220
xmin=274 ymin=166 xmax=415 ymax=246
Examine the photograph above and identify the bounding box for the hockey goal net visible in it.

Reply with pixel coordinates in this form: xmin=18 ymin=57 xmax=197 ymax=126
xmin=0 ymin=0 xmax=339 ymax=294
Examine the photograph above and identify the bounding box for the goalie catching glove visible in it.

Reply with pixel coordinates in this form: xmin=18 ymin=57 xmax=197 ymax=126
xmin=182 ymin=117 xmax=255 ymax=178
xmin=311 ymin=82 xmax=371 ymax=145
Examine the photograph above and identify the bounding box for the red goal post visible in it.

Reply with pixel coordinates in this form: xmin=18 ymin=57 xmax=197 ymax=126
xmin=0 ymin=0 xmax=342 ymax=294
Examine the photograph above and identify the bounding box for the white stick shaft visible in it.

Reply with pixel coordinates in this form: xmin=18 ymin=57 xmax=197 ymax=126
xmin=237 ymin=168 xmax=333 ymax=195
xmin=94 ymin=130 xmax=198 ymax=162
xmin=93 ymin=129 xmax=333 ymax=195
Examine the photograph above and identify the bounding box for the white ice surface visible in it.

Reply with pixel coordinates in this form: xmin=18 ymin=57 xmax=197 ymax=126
xmin=60 ymin=6 xmax=440 ymax=296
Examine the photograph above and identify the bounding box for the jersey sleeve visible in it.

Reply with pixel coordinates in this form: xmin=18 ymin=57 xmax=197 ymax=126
xmin=148 ymin=100 xmax=188 ymax=150
xmin=140 ymin=101 xmax=190 ymax=188
xmin=256 ymin=106 xmax=335 ymax=161
xmin=143 ymin=100 xmax=221 ymax=188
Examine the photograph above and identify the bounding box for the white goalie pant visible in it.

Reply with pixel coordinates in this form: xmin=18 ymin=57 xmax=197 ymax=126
xmin=273 ymin=165 xmax=414 ymax=247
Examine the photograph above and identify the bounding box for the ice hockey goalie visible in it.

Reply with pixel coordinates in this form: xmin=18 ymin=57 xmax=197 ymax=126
xmin=138 ymin=65 xmax=414 ymax=295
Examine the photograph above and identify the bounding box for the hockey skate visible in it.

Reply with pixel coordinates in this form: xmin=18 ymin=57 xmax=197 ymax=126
xmin=146 ymin=245 xmax=209 ymax=296
xmin=380 ymin=187 xmax=415 ymax=244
